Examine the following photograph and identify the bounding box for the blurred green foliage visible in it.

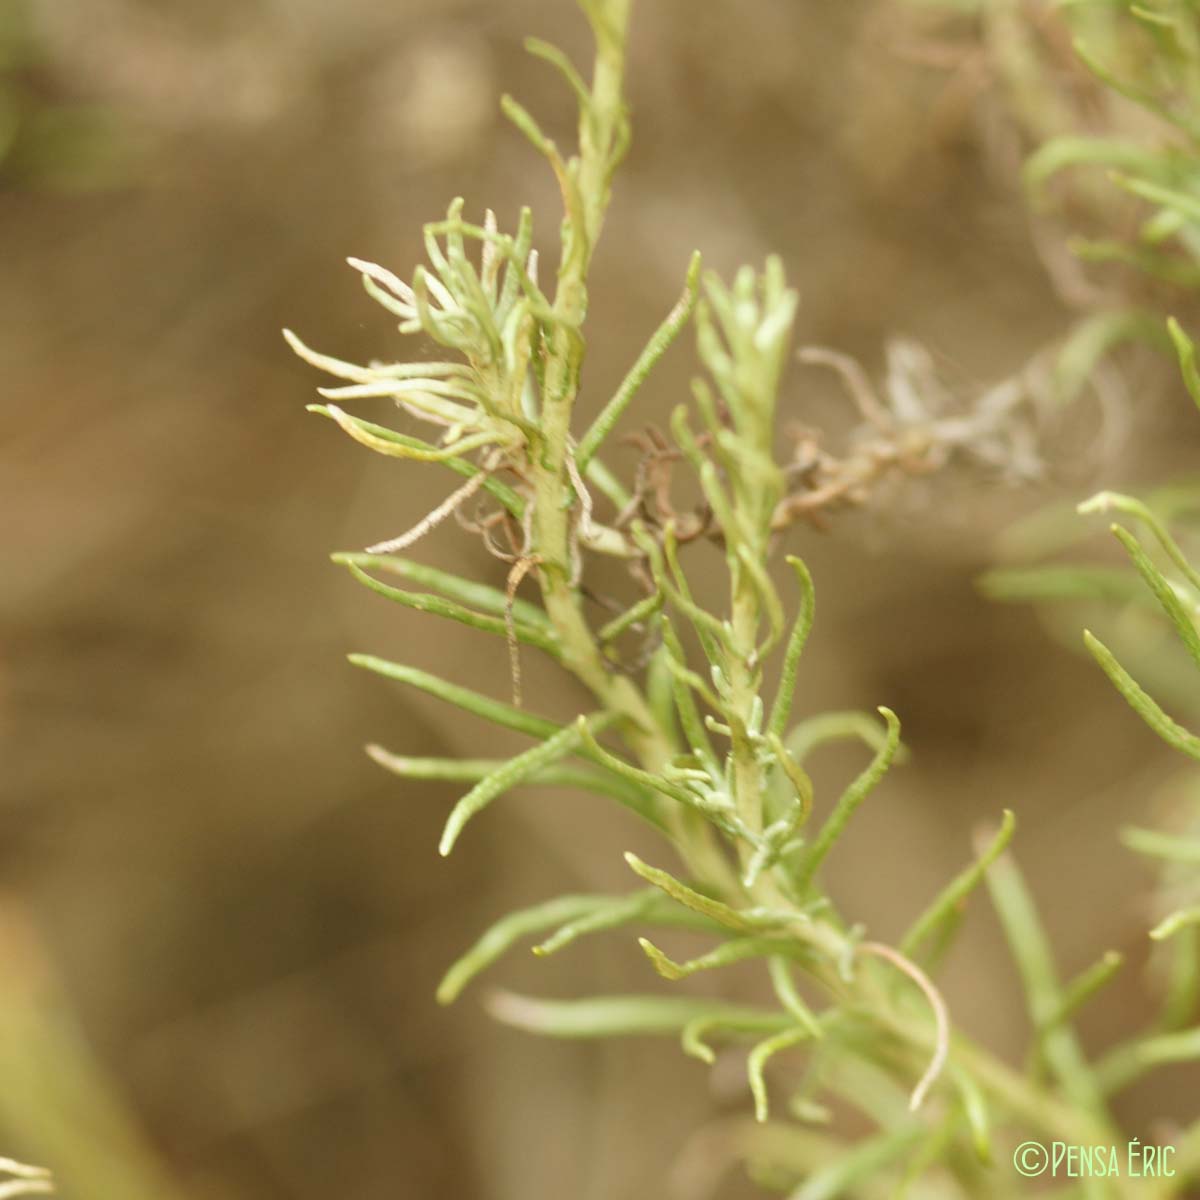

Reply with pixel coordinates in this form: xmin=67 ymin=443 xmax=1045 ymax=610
xmin=0 ymin=1 xmax=127 ymax=188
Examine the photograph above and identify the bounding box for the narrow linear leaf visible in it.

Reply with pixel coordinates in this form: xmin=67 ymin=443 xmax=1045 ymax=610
xmin=1113 ymin=171 xmax=1200 ymax=225
xmin=785 ymin=710 xmax=909 ymax=767
xmin=1072 ymin=40 xmax=1198 ymax=135
xmin=901 ymin=809 xmax=1016 ymax=958
xmin=794 ymin=708 xmax=901 ymax=893
xmin=790 ymin=1127 xmax=924 ymax=1200
xmin=985 ymin=853 xmax=1106 ymax=1118
xmin=499 ymin=94 xmax=584 ymax=229
xmin=1041 ymin=951 xmax=1124 ymax=1034
xmin=498 ymin=205 xmax=534 ymax=316
xmin=1168 ymin=317 xmax=1200 ymax=412
xmin=909 ymin=906 xmax=965 ymax=981
xmin=364 ymin=745 xmax=657 ymax=814
xmin=1023 ymin=135 xmax=1175 ymax=200
xmin=317 ymin=403 xmax=501 ymax=463
xmin=767 ymin=733 xmax=814 ymax=833
xmin=500 ymin=93 xmax=560 ymax=162
xmin=950 ymin=1066 xmax=992 ymax=1164
xmin=1109 ymin=524 xmax=1200 ymax=671
xmin=679 ymin=1018 xmax=722 ymax=1064
xmin=1096 ymin=1027 xmax=1200 ymax=1094
xmin=767 ymin=958 xmax=824 ymax=1040
xmin=310 ymin=408 xmax=524 ymax=516
xmin=332 ymin=552 xmax=550 ymax=629
xmin=661 ymin=616 xmax=719 ymax=768
xmin=1053 ymin=308 xmax=1169 ymax=404
xmin=486 ymin=991 xmax=791 ymax=1040
xmin=637 ymin=935 xmax=794 ymax=981
xmin=597 ymin=590 xmax=663 ymax=645
xmin=577 ymin=250 xmax=702 ymax=470
xmin=575 ymin=719 xmax=700 ymax=807
xmin=748 ymin=1027 xmax=813 ymax=1122
xmin=663 ymin=648 xmax=727 ymax=726
xmin=978 ymin=564 xmax=1150 ymax=607
xmin=437 ymin=895 xmax=607 ymax=1004
xmin=533 ymin=891 xmax=719 ymax=957
xmin=353 ymin=661 xmax=666 ymax=836
xmin=1123 ymin=825 xmax=1200 ymax=864
xmin=524 ymin=37 xmax=589 ymax=108
xmin=1079 ymin=490 xmax=1200 ymax=593
xmin=440 ymin=714 xmax=613 ymax=855
xmin=682 ymin=1014 xmax=813 ymax=1069
xmin=624 ymin=852 xmax=776 ymax=933
xmin=1070 ymin=237 xmax=1200 ymax=289
xmin=894 ymin=1119 xmax=959 ymax=1199
xmin=1161 ymin=926 xmax=1200 ymax=1030
xmin=348 ymin=654 xmax=558 ymax=739
xmin=736 ymin=543 xmax=785 ymax=650
xmin=1083 ymin=631 xmax=1200 ymax=760
xmin=1150 ymin=908 xmax=1200 ymax=941
xmin=286 ymin=327 xmax=423 ymax=380
xmin=633 ymin=522 xmax=730 ymax=663
xmin=1127 ymin=5 xmax=1174 ymax=29
xmin=767 ymin=557 xmax=816 ymax=738
xmin=645 ymin=645 xmax=682 ymax=754
xmin=818 ymin=1053 xmax=913 ymax=1131
xmin=583 ymin=455 xmax=632 ymax=510
xmin=1141 ymin=206 xmax=1187 ymax=245
xmin=343 ymin=563 xmax=558 ymax=653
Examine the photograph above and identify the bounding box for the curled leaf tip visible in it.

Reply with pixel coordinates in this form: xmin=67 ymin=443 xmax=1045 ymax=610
xmin=484 ymin=988 xmax=531 ymax=1028
xmin=974 ymin=808 xmax=1017 ymax=850
xmin=1150 ymin=909 xmax=1200 ymax=941
xmin=682 ymin=1025 xmax=716 ymax=1065
xmin=638 ymin=937 xmax=682 ymax=980
xmin=1077 ymin=492 xmax=1116 ymax=516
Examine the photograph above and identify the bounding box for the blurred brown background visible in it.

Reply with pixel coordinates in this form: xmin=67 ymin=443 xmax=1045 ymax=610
xmin=4 ymin=1 xmax=1200 ymax=1197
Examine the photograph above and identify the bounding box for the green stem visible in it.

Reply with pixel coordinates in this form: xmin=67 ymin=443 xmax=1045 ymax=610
xmin=517 ymin=1 xmax=1120 ymax=1174
xmin=524 ymin=0 xmax=735 ymax=895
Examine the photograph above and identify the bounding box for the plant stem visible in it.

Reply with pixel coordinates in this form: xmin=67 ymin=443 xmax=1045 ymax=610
xmin=526 ymin=0 xmax=1124 ymax=1171
xmin=526 ymin=0 xmax=736 ymax=894
xmin=531 ymin=0 xmax=655 ymax=753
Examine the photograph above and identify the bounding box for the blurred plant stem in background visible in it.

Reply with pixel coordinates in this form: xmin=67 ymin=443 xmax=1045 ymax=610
xmin=0 ymin=1 xmax=131 ymax=189
xmin=0 ymin=906 xmax=191 ymax=1200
